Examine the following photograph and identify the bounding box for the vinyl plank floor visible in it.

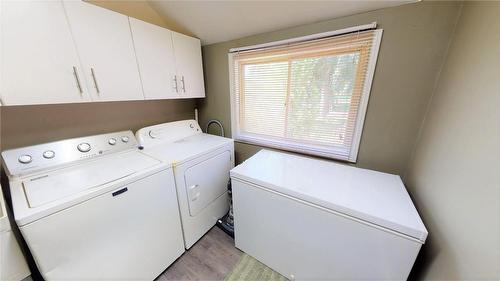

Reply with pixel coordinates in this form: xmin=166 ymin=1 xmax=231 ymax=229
xmin=157 ymin=227 xmax=243 ymax=281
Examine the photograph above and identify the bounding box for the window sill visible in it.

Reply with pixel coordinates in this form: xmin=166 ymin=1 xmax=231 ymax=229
xmin=233 ymin=135 xmax=355 ymax=163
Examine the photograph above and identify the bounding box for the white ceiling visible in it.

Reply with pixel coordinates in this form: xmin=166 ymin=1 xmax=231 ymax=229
xmin=148 ymin=1 xmax=415 ymax=45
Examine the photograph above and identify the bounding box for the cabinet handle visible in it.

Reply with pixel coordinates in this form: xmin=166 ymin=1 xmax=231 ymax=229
xmin=72 ymin=66 xmax=83 ymax=95
xmin=181 ymin=76 xmax=186 ymax=93
xmin=173 ymin=75 xmax=179 ymax=93
xmin=90 ymin=68 xmax=100 ymax=95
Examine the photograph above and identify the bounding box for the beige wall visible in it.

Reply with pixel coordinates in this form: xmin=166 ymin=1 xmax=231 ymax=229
xmin=87 ymin=0 xmax=168 ymax=28
xmin=87 ymin=0 xmax=195 ymax=37
xmin=406 ymin=2 xmax=500 ymax=280
xmin=0 ymin=100 xmax=194 ymax=150
xmin=197 ymin=1 xmax=462 ymax=175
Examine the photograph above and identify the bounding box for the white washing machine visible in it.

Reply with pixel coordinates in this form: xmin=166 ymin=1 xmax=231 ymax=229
xmin=2 ymin=131 xmax=185 ymax=281
xmin=136 ymin=120 xmax=234 ymax=249
xmin=1 ymin=185 xmax=31 ymax=281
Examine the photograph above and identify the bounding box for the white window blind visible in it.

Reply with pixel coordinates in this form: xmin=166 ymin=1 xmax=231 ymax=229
xmin=229 ymin=28 xmax=382 ymax=162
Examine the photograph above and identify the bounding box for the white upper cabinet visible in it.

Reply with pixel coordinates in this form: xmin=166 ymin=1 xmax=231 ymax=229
xmin=129 ymin=18 xmax=178 ymax=99
xmin=0 ymin=1 xmax=91 ymax=105
xmin=0 ymin=1 xmax=205 ymax=105
xmin=172 ymin=32 xmax=206 ymax=98
xmin=63 ymin=1 xmax=144 ymax=102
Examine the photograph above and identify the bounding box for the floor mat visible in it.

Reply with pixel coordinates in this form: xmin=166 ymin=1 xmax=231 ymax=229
xmin=224 ymin=253 xmax=287 ymax=281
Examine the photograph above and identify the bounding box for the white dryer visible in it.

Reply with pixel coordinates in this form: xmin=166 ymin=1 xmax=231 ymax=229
xmin=2 ymin=131 xmax=185 ymax=281
xmin=136 ymin=120 xmax=234 ymax=249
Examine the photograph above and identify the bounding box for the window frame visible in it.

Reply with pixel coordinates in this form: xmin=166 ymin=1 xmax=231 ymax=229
xmin=229 ymin=28 xmax=383 ymax=162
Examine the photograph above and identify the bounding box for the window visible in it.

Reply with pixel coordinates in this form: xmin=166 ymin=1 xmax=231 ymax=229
xmin=229 ymin=27 xmax=382 ymax=162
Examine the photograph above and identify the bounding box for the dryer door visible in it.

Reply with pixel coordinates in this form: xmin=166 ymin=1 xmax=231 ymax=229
xmin=184 ymin=150 xmax=231 ymax=217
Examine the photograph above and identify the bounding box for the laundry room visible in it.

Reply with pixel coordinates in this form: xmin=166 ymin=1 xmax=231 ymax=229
xmin=0 ymin=1 xmax=498 ymax=281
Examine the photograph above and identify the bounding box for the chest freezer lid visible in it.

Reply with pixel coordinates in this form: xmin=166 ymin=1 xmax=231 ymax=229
xmin=230 ymin=150 xmax=428 ymax=242
xmin=22 ymin=151 xmax=161 ymax=209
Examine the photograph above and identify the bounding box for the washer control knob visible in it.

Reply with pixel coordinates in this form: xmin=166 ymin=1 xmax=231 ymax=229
xmin=18 ymin=155 xmax=32 ymax=164
xmin=43 ymin=150 xmax=55 ymax=159
xmin=77 ymin=143 xmax=91 ymax=153
xmin=108 ymin=138 xmax=117 ymax=145
xmin=121 ymin=136 xmax=129 ymax=143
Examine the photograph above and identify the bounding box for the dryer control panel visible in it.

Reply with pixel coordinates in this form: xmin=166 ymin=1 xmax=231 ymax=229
xmin=136 ymin=119 xmax=202 ymax=147
xmin=2 ymin=131 xmax=138 ymax=178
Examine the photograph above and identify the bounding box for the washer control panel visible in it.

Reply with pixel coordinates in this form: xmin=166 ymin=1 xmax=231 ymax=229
xmin=2 ymin=130 xmax=138 ymax=177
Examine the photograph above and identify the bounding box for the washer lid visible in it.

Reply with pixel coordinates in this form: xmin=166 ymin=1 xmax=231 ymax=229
xmin=23 ymin=151 xmax=160 ymax=208
xmin=230 ymin=150 xmax=428 ymax=243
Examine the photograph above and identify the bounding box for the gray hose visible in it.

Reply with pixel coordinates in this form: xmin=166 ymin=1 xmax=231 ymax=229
xmin=205 ymin=119 xmax=225 ymax=137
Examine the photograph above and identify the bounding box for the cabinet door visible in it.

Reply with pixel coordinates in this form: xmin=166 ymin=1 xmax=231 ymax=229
xmin=63 ymin=1 xmax=144 ymax=102
xmin=172 ymin=32 xmax=205 ymax=98
xmin=129 ymin=18 xmax=179 ymax=99
xmin=0 ymin=1 xmax=90 ymax=105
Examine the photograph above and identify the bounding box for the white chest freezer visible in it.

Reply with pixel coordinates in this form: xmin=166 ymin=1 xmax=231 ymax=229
xmin=230 ymin=150 xmax=427 ymax=280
